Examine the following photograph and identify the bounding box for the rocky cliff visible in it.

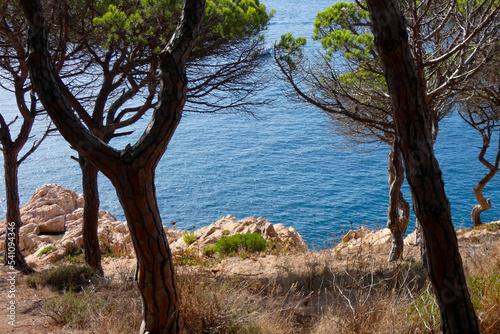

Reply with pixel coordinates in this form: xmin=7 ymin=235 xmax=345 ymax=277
xmin=0 ymin=184 xmax=307 ymax=268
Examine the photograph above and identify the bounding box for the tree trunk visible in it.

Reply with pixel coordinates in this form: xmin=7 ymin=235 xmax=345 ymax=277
xmin=365 ymin=0 xmax=479 ymax=332
xmin=471 ymin=170 xmax=496 ymax=226
xmin=387 ymin=142 xmax=408 ymax=261
xmin=21 ymin=0 xmax=206 ymax=332
xmin=398 ymin=190 xmax=410 ymax=236
xmin=470 ymin=132 xmax=500 ymax=226
xmin=415 ymin=218 xmax=427 ymax=269
xmin=111 ymin=167 xmax=179 ymax=334
xmin=3 ymin=151 xmax=33 ymax=273
xmin=79 ymin=155 xmax=103 ymax=275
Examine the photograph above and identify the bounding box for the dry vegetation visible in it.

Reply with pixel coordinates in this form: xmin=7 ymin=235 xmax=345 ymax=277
xmin=1 ymin=224 xmax=499 ymax=334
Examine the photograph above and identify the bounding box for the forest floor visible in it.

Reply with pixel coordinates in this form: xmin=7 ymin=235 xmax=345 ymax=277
xmin=0 ymin=222 xmax=499 ymax=334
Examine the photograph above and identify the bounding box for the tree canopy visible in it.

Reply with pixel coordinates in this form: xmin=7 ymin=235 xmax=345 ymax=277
xmin=275 ymin=0 xmax=499 ymax=147
xmin=274 ymin=0 xmax=500 ymax=261
xmin=19 ymin=0 xmax=274 ymax=332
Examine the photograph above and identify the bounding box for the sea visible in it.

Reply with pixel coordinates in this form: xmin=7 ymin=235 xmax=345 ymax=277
xmin=1 ymin=0 xmax=499 ymax=249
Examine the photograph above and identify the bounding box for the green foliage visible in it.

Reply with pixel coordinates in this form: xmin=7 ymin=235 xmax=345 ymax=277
xmin=406 ymin=288 xmax=441 ymax=330
xmin=338 ymin=67 xmax=387 ymax=97
xmin=39 ymin=246 xmax=57 ymax=257
xmin=202 ymin=244 xmax=216 ymax=256
xmin=312 ymin=1 xmax=373 ymax=61
xmin=92 ymin=0 xmax=273 ymax=50
xmin=183 ymin=231 xmax=197 ymax=246
xmin=206 ymin=0 xmax=274 ymax=39
xmin=99 ymin=238 xmax=113 ymax=254
xmin=275 ymin=32 xmax=306 ymax=69
xmin=214 ymin=233 xmax=266 ymax=255
xmin=276 ymin=0 xmax=375 ymax=76
xmin=30 ymin=265 xmax=98 ymax=292
xmin=93 ymin=4 xmax=146 ymax=44
xmin=469 ymin=272 xmax=500 ymax=310
xmin=60 ymin=248 xmax=85 ymax=265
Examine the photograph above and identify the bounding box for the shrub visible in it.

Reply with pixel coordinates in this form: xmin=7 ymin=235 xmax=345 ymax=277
xmin=178 ymin=272 xmax=262 ymax=333
xmin=183 ymin=231 xmax=197 ymax=246
xmin=214 ymin=233 xmax=266 ymax=256
xmin=30 ymin=265 xmax=98 ymax=292
xmin=202 ymin=244 xmax=216 ymax=257
xmin=469 ymin=269 xmax=500 ymax=332
xmin=406 ymin=286 xmax=441 ymax=331
xmin=38 ymin=246 xmax=56 ymax=257
xmin=43 ymin=290 xmax=107 ymax=328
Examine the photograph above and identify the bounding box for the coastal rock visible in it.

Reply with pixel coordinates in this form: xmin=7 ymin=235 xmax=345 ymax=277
xmin=170 ymin=215 xmax=307 ymax=254
xmin=20 ymin=223 xmax=40 ymax=235
xmin=19 ymin=233 xmax=37 ymax=251
xmin=2 ymin=185 xmax=308 ymax=266
xmin=38 ymin=216 xmax=65 ymax=233
xmin=341 ymin=226 xmax=372 ymax=243
xmin=22 ymin=184 xmax=80 ymax=214
xmin=18 ymin=184 xmax=83 ymax=234
xmin=334 ymin=227 xmax=393 ymax=255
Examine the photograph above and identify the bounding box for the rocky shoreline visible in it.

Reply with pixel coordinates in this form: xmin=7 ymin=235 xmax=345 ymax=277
xmin=0 ymin=184 xmax=308 ymax=269
xmin=1 ymin=184 xmax=499 ymax=276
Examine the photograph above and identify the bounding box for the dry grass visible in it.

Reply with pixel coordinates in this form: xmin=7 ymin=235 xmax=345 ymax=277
xmin=21 ymin=230 xmax=500 ymax=334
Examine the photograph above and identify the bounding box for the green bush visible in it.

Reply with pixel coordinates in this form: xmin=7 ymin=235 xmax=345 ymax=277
xmin=214 ymin=233 xmax=266 ymax=256
xmin=202 ymin=244 xmax=216 ymax=257
xmin=39 ymin=246 xmax=57 ymax=257
xmin=31 ymin=265 xmax=98 ymax=292
xmin=183 ymin=231 xmax=197 ymax=246
xmin=469 ymin=272 xmax=500 ymax=310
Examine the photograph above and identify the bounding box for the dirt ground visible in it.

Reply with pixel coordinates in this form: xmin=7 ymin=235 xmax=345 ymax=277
xmin=0 ymin=225 xmax=498 ymax=334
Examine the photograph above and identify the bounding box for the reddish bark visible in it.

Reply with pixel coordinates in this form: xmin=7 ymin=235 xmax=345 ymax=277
xmin=387 ymin=141 xmax=409 ymax=261
xmin=20 ymin=0 xmax=206 ymax=332
xmin=365 ymin=0 xmax=479 ymax=332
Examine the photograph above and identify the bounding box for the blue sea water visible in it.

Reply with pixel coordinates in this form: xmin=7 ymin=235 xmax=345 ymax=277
xmin=1 ymin=0 xmax=499 ymax=248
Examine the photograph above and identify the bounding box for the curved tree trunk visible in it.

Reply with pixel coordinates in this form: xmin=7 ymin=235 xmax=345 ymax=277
xmin=470 ymin=131 xmax=500 ymax=226
xmin=471 ymin=170 xmax=496 ymax=226
xmin=365 ymin=0 xmax=479 ymax=332
xmin=398 ymin=190 xmax=410 ymax=235
xmin=112 ymin=167 xmax=179 ymax=334
xmin=79 ymin=155 xmax=103 ymax=275
xmin=387 ymin=142 xmax=409 ymax=261
xmin=3 ymin=152 xmax=33 ymax=273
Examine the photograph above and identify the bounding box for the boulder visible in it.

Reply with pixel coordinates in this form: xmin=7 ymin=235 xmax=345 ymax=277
xmin=341 ymin=226 xmax=372 ymax=243
xmin=66 ymin=208 xmax=84 ymax=221
xmin=22 ymin=203 xmax=65 ymax=225
xmin=168 ymin=215 xmax=308 ymax=254
xmin=38 ymin=216 xmax=66 ymax=233
xmin=20 ymin=223 xmax=40 ymax=235
xmin=21 ymin=184 xmax=79 ymax=214
xmin=19 ymin=233 xmax=37 ymax=251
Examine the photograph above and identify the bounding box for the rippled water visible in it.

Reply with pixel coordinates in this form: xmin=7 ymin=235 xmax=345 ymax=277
xmin=1 ymin=0 xmax=499 ymax=248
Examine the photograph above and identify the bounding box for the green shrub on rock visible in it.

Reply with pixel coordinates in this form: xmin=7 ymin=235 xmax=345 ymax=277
xmin=214 ymin=233 xmax=266 ymax=256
